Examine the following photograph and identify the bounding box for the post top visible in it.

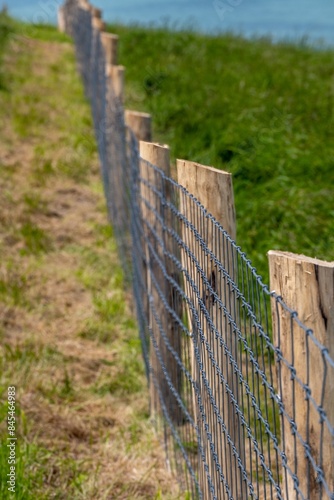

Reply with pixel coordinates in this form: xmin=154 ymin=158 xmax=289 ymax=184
xmin=101 ymin=32 xmax=119 ymax=41
xmin=177 ymin=159 xmax=231 ymax=177
xmin=268 ymin=250 xmax=334 ymax=268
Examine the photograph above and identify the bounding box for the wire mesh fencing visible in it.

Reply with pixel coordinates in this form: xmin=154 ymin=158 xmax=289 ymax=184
xmin=60 ymin=2 xmax=334 ymax=498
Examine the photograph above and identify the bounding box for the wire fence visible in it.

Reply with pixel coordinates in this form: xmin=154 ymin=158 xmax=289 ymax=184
xmin=60 ymin=2 xmax=334 ymax=498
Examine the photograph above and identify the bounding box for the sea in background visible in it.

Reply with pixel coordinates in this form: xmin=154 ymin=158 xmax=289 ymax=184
xmin=4 ymin=0 xmax=334 ymax=47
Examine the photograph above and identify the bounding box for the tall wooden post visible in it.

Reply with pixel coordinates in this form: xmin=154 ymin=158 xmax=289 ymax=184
xmin=139 ymin=142 xmax=170 ymax=421
xmin=103 ymin=55 xmax=125 ymax=224
xmin=176 ymin=160 xmax=246 ymax=499
xmin=79 ymin=0 xmax=90 ymax=9
xmin=123 ymin=113 xmax=151 ymax=323
xmin=123 ymin=112 xmax=152 ymax=369
xmin=268 ymin=251 xmax=334 ymax=499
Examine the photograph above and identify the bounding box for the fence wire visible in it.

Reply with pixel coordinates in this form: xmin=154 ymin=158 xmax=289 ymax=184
xmin=61 ymin=2 xmax=334 ymax=498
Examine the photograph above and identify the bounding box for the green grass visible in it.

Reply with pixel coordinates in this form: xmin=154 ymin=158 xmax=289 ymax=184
xmin=93 ymin=350 xmax=144 ymax=397
xmin=0 ymin=438 xmax=44 ymax=499
xmin=75 ymin=227 xmax=146 ymax=395
xmin=23 ymin=192 xmax=48 ymax=215
xmin=0 ymin=427 xmax=89 ymax=500
xmin=0 ymin=266 xmax=28 ymax=307
xmin=0 ymin=398 xmax=57 ymax=500
xmin=108 ymin=24 xmax=334 ymax=281
xmin=19 ymin=221 xmax=52 ymax=255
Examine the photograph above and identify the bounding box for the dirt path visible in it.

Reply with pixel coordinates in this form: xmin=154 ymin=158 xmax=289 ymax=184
xmin=0 ymin=27 xmax=180 ymax=499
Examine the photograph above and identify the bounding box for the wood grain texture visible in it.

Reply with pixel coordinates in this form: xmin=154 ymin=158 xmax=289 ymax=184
xmin=177 ymin=159 xmax=245 ymax=499
xmin=177 ymin=160 xmax=236 ymax=239
xmin=268 ymin=250 xmax=334 ymax=499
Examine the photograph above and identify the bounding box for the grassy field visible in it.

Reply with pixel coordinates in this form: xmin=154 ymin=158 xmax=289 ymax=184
xmin=0 ymin=14 xmax=181 ymax=499
xmin=107 ymin=23 xmax=334 ymax=280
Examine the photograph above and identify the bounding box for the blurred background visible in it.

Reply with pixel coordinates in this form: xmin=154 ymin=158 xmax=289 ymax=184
xmin=5 ymin=0 xmax=334 ymax=46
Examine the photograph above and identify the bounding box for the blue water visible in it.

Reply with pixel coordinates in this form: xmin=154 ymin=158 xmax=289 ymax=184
xmin=5 ymin=0 xmax=334 ymax=46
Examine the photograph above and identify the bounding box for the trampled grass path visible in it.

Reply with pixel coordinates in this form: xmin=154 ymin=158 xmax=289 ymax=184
xmin=0 ymin=21 xmax=181 ymax=499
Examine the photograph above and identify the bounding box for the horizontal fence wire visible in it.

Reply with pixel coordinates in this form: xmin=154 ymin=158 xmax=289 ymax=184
xmin=61 ymin=2 xmax=334 ymax=498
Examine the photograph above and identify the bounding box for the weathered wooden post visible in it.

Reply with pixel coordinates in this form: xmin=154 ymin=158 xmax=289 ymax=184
xmin=124 ymin=112 xmax=152 ymax=367
xmin=139 ymin=142 xmax=171 ymax=421
xmin=125 ymin=111 xmax=152 ymax=142
xmin=106 ymin=65 xmax=125 ymax=103
xmin=101 ymin=32 xmax=119 ymax=70
xmin=101 ymin=27 xmax=125 ymax=224
xmin=91 ymin=7 xmax=105 ymax=32
xmin=176 ymin=160 xmax=246 ymax=499
xmin=107 ymin=66 xmax=125 ymax=104
xmin=101 ymin=32 xmax=122 ymax=122
xmin=57 ymin=6 xmax=66 ymax=33
xmin=268 ymin=251 xmax=334 ymax=499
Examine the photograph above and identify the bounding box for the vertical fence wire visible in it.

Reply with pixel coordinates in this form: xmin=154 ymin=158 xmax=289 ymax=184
xmin=61 ymin=2 xmax=334 ymax=498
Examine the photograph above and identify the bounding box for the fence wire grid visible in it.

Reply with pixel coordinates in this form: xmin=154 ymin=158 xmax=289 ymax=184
xmin=61 ymin=2 xmax=334 ymax=498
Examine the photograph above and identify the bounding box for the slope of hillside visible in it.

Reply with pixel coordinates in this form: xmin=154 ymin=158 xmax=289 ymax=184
xmin=0 ymin=15 xmax=181 ymax=499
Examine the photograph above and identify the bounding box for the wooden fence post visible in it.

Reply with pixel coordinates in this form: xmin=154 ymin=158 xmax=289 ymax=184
xmin=102 ymin=53 xmax=126 ymax=228
xmin=101 ymin=33 xmax=119 ymax=70
xmin=106 ymin=65 xmax=125 ymax=104
xmin=57 ymin=6 xmax=65 ymax=33
xmin=124 ymin=112 xmax=152 ymax=371
xmin=79 ymin=0 xmax=90 ymax=9
xmin=92 ymin=16 xmax=105 ymax=32
xmin=90 ymin=6 xmax=102 ymax=18
xmin=176 ymin=160 xmax=246 ymax=499
xmin=91 ymin=7 xmax=105 ymax=32
xmin=125 ymin=111 xmax=152 ymax=142
xmin=139 ymin=142 xmax=171 ymax=420
xmin=268 ymin=251 xmax=334 ymax=499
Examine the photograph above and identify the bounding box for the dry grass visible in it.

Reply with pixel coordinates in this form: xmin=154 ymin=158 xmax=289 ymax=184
xmin=0 ymin=21 xmax=183 ymax=499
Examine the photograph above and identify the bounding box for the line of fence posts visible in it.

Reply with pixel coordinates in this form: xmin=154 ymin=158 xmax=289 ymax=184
xmin=58 ymin=2 xmax=334 ymax=497
xmin=128 ymin=125 xmax=334 ymax=498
